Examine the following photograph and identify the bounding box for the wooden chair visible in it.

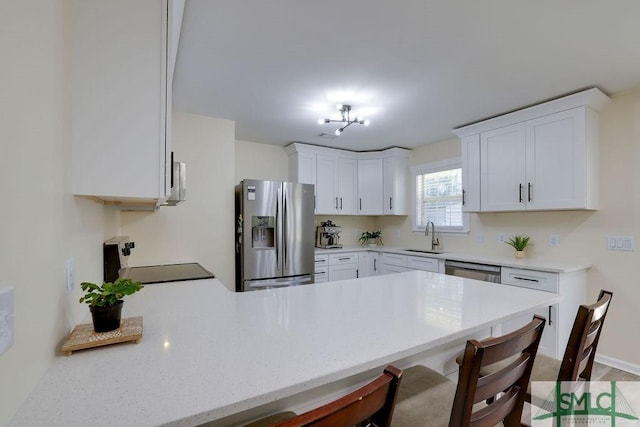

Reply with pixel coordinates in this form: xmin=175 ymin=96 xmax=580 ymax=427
xmin=526 ymin=289 xmax=612 ymax=404
xmin=455 ymin=290 xmax=613 ymax=405
xmin=250 ymin=365 xmax=403 ymax=427
xmin=392 ymin=315 xmax=546 ymax=427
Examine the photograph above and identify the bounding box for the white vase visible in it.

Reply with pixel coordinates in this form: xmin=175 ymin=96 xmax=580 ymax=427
xmin=515 ymin=250 xmax=525 ymax=259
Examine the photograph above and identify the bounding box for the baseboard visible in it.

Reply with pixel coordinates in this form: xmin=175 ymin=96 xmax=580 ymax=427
xmin=595 ymin=354 xmax=640 ymax=376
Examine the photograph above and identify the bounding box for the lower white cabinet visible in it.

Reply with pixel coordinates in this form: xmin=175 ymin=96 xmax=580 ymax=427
xmin=382 ymin=253 xmax=408 ymax=274
xmin=358 ymin=252 xmax=380 ymax=277
xmin=407 ymin=256 xmax=439 ymax=273
xmin=499 ymin=267 xmax=585 ymax=359
xmin=314 ymin=254 xmax=329 ymax=283
xmin=328 ymin=252 xmax=358 ymax=282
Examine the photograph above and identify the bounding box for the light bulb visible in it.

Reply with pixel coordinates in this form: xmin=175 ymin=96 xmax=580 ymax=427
xmin=335 ymin=128 xmax=342 ymax=136
xmin=336 ymin=103 xmax=343 ymax=111
xmin=317 ymin=118 xmax=324 ymax=125
xmin=363 ymin=120 xmax=370 ymax=126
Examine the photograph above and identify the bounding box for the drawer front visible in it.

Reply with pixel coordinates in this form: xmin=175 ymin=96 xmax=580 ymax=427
xmin=382 ymin=253 xmax=407 ymax=267
xmin=501 ymin=267 xmax=559 ymax=293
xmin=314 ymin=269 xmax=328 ymax=283
xmin=383 ymin=264 xmax=409 ymax=274
xmin=329 ymin=264 xmax=358 ymax=281
xmin=314 ymin=254 xmax=329 ymax=269
xmin=329 ymin=252 xmax=358 ymax=265
xmin=407 ymin=256 xmax=439 ymax=272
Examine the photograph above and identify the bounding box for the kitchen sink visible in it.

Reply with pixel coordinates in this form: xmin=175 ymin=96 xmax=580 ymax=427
xmin=402 ymin=249 xmax=447 ymax=254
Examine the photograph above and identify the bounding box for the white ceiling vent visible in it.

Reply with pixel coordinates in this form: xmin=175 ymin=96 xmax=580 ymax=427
xmin=317 ymin=132 xmax=338 ymax=140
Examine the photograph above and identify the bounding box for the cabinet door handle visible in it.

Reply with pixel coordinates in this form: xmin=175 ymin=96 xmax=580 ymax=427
xmin=359 ymin=198 xmax=362 ymax=211
xmin=356 ymin=269 xmax=359 ymax=278
xmin=338 ymin=257 xmax=351 ymax=261
xmin=389 ymin=197 xmax=393 ymax=210
xmin=335 ymin=197 xmax=338 ymax=209
xmin=374 ymin=258 xmax=377 ymax=271
xmin=340 ymin=197 xmax=343 ymax=209
xmin=519 ymin=184 xmax=523 ymax=203
xmin=462 ymin=189 xmax=466 ymax=206
xmin=513 ymin=276 xmax=539 ymax=282
xmin=528 ymin=182 xmax=532 ymax=202
xmin=548 ymin=305 xmax=552 ymax=325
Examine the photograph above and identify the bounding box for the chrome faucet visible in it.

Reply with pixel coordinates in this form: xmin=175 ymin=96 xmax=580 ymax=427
xmin=425 ymin=221 xmax=440 ymax=250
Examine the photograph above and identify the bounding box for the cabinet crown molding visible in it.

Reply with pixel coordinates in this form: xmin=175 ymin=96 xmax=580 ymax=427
xmin=452 ymin=87 xmax=610 ymax=138
xmin=284 ymin=142 xmax=410 ymax=159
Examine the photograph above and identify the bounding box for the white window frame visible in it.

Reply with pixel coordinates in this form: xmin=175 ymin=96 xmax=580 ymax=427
xmin=411 ymin=157 xmax=469 ymax=234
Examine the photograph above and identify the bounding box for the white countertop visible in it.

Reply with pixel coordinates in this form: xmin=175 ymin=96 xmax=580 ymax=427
xmin=10 ymin=272 xmax=561 ymax=427
xmin=315 ymin=246 xmax=591 ymax=273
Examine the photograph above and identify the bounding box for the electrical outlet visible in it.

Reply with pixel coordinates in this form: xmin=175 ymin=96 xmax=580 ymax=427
xmin=476 ymin=232 xmax=484 ymax=243
xmin=548 ymin=234 xmax=560 ymax=247
xmin=66 ymin=258 xmax=75 ymax=293
xmin=0 ymin=287 xmax=15 ymax=355
xmin=395 ymin=229 xmax=400 ymax=239
xmin=498 ymin=234 xmax=506 ymax=243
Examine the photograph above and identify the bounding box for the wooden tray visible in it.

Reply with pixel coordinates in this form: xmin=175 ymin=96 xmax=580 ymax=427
xmin=61 ymin=316 xmax=143 ymax=356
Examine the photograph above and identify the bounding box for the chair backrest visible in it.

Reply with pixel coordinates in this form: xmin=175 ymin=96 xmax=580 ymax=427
xmin=273 ymin=365 xmax=403 ymax=427
xmin=558 ymin=289 xmax=613 ymax=382
xmin=450 ymin=315 xmax=546 ymax=427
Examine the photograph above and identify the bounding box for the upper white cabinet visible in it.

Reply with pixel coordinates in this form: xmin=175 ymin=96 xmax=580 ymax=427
xmin=285 ymin=143 xmax=410 ymax=216
xmin=316 ymin=155 xmax=357 ymax=215
xmin=72 ymin=0 xmax=183 ymax=207
xmin=453 ymin=88 xmax=610 ymax=212
xmin=358 ymin=159 xmax=383 ymax=215
xmin=383 ymin=154 xmax=409 ymax=215
xmin=460 ymin=135 xmax=480 ymax=212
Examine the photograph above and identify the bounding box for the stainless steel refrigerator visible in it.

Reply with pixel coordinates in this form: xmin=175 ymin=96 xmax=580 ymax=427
xmin=235 ymin=180 xmax=315 ymax=291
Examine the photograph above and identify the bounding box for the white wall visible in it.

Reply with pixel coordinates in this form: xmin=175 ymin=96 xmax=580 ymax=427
xmin=377 ymin=87 xmax=640 ymax=367
xmin=120 ymin=113 xmax=236 ymax=288
xmin=235 ymin=139 xmax=289 ymax=183
xmin=0 ymin=1 xmax=116 ymax=424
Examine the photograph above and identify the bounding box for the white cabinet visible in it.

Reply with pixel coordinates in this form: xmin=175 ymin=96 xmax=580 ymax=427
xmin=286 ymin=143 xmax=410 ymax=216
xmin=316 ymin=155 xmax=358 ymax=215
xmin=382 ymin=253 xmax=408 ymax=274
xmin=328 ymin=253 xmax=359 ymax=281
xmin=72 ymin=0 xmax=180 ymax=206
xmin=358 ymin=159 xmax=383 ymax=215
xmin=454 ymin=88 xmax=610 ymax=213
xmin=358 ymin=251 xmax=380 ymax=277
xmin=314 ymin=254 xmax=329 ymax=283
xmin=460 ymin=135 xmax=481 ymax=212
xmin=500 ymin=267 xmax=586 ymax=359
xmin=407 ymin=256 xmax=439 ymax=273
xmin=480 ymin=122 xmax=527 ymax=211
xmin=383 ymin=155 xmax=409 ymax=215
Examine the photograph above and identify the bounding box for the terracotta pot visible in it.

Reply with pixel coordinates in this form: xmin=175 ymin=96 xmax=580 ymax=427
xmin=515 ymin=250 xmax=525 ymax=259
xmin=90 ymin=300 xmax=123 ymax=332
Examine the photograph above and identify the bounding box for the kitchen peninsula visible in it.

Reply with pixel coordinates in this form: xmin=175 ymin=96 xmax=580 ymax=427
xmin=10 ymin=272 xmax=560 ymax=427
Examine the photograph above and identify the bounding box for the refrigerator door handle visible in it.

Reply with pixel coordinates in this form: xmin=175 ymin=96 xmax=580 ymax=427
xmin=275 ymin=191 xmax=279 ymax=266
xmin=246 ymin=275 xmax=313 ymax=289
xmin=283 ymin=187 xmax=288 ymax=269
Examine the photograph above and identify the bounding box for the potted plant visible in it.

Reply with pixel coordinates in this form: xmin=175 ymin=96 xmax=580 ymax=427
xmin=505 ymin=235 xmax=532 ymax=259
xmin=359 ymin=231 xmax=383 ymax=247
xmin=79 ymin=278 xmax=143 ymax=332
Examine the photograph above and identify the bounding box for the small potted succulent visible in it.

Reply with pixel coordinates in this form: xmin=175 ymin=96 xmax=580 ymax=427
xmin=505 ymin=235 xmax=532 ymax=259
xmin=359 ymin=231 xmax=383 ymax=247
xmin=79 ymin=278 xmax=143 ymax=332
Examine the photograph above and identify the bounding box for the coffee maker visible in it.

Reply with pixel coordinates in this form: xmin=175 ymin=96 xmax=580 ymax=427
xmin=316 ymin=220 xmax=343 ymax=249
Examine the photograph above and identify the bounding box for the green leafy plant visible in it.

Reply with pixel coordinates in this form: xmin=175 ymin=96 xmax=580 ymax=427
xmin=79 ymin=278 xmax=144 ymax=307
xmin=505 ymin=235 xmax=532 ymax=251
xmin=359 ymin=230 xmax=383 ymax=246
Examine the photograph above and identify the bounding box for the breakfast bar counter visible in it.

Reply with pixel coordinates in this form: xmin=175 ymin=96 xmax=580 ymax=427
xmin=10 ymin=271 xmax=561 ymax=427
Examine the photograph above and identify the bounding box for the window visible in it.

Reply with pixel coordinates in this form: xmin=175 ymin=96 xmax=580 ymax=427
xmin=412 ymin=158 xmax=468 ymax=233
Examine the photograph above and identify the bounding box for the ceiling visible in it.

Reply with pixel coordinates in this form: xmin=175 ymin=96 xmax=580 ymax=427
xmin=173 ymin=1 xmax=640 ymax=152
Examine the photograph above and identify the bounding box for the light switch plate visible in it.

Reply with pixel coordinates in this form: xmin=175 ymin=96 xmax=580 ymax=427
xmin=548 ymin=234 xmax=560 ymax=247
xmin=66 ymin=258 xmax=75 ymax=293
xmin=498 ymin=234 xmax=506 ymax=243
xmin=0 ymin=287 xmax=15 ymax=355
xmin=607 ymin=236 xmax=635 ymax=251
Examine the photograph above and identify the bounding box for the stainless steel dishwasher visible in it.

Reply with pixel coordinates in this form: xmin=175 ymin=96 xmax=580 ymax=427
xmin=445 ymin=260 xmax=501 ymax=283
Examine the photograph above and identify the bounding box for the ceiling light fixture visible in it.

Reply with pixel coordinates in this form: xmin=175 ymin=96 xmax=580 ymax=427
xmin=317 ymin=104 xmax=370 ymax=136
